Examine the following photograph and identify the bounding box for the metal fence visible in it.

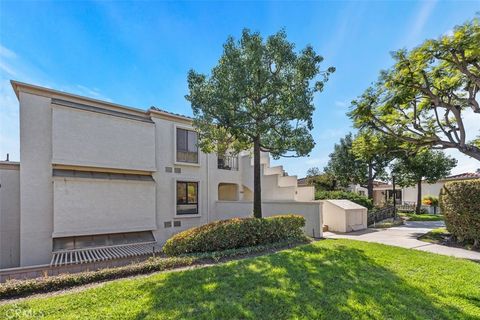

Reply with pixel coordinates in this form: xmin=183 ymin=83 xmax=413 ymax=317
xmin=367 ymin=206 xmax=396 ymax=226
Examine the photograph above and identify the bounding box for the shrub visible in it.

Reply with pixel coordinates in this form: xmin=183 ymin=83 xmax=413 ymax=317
xmin=0 ymin=256 xmax=195 ymax=299
xmin=315 ymin=190 xmax=373 ymax=209
xmin=440 ymin=179 xmax=480 ymax=246
xmin=422 ymin=195 xmax=439 ymax=207
xmin=163 ymin=215 xmax=306 ymax=256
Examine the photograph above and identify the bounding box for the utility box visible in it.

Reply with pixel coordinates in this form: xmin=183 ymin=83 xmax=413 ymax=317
xmin=322 ymin=200 xmax=367 ymax=233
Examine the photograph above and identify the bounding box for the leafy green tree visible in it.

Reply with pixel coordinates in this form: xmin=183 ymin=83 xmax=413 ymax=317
xmin=324 ymin=133 xmax=367 ymax=190
xmin=351 ymin=130 xmax=401 ymax=199
xmin=305 ymin=167 xmax=337 ymax=191
xmin=349 ymin=18 xmax=480 ymax=160
xmin=391 ymin=150 xmax=457 ymax=214
xmin=186 ymin=29 xmax=334 ymax=218
xmin=325 ymin=132 xmax=396 ymax=199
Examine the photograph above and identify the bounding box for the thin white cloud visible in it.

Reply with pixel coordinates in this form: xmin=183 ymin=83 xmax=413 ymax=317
xmin=401 ymin=0 xmax=438 ymax=47
xmin=0 ymin=45 xmax=16 ymax=59
xmin=0 ymin=80 xmax=20 ymax=161
xmin=445 ymin=149 xmax=479 ymax=175
xmin=73 ymin=84 xmax=112 ymax=102
xmin=0 ymin=60 xmax=17 ymax=77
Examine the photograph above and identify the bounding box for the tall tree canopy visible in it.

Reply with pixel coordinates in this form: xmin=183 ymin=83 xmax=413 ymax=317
xmin=351 ymin=130 xmax=401 ymax=198
xmin=324 ymin=132 xmax=396 ymax=199
xmin=186 ymin=29 xmax=334 ymax=218
xmin=349 ymin=18 xmax=480 ymax=160
xmin=324 ymin=133 xmax=367 ymax=189
xmin=391 ymin=150 xmax=457 ymax=214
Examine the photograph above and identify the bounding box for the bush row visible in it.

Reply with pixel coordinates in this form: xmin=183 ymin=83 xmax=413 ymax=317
xmin=315 ymin=190 xmax=373 ymax=209
xmin=0 ymin=256 xmax=195 ymax=300
xmin=163 ymin=215 xmax=306 ymax=256
xmin=440 ymin=179 xmax=480 ymax=247
xmin=0 ymin=238 xmax=306 ymax=300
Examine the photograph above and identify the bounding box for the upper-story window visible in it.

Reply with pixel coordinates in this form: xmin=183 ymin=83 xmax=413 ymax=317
xmin=176 ymin=128 xmax=198 ymax=164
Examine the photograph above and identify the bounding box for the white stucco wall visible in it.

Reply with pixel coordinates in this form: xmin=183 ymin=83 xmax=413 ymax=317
xmin=323 ymin=200 xmax=367 ymax=233
xmin=0 ymin=165 xmax=20 ymax=268
xmin=402 ymin=182 xmax=445 ymax=203
xmin=19 ymin=92 xmax=53 ymax=266
xmin=296 ymin=186 xmax=315 ymax=201
xmin=214 ymin=200 xmax=323 ymax=238
xmin=53 ymin=178 xmax=156 ymax=237
xmin=52 ymin=106 xmax=156 ymax=171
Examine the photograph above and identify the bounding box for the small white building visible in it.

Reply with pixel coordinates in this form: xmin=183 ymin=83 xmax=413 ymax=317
xmin=0 ymin=81 xmax=324 ymax=269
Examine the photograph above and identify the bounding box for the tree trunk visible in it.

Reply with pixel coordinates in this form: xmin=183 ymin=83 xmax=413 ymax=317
xmin=392 ymin=175 xmax=397 ymax=220
xmin=416 ymin=180 xmax=422 ymax=214
xmin=253 ymin=137 xmax=262 ymax=218
xmin=367 ymin=164 xmax=374 ymax=200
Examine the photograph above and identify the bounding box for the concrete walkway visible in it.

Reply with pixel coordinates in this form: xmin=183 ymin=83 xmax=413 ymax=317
xmin=324 ymin=221 xmax=480 ymax=261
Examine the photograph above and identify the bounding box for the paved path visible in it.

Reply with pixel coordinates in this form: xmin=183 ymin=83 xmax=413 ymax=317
xmin=324 ymin=221 xmax=480 ymax=261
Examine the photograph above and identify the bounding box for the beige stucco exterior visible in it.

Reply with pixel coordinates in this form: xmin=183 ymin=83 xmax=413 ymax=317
xmin=322 ymin=200 xmax=367 ymax=233
xmin=1 ymin=81 xmax=334 ymax=268
xmin=0 ymin=162 xmax=20 ymax=268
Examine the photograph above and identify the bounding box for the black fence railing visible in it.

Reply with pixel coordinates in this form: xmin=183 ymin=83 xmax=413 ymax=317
xmin=397 ymin=203 xmax=416 ymax=212
xmin=217 ymin=155 xmax=239 ymax=171
xmin=368 ymin=206 xmax=396 ymax=226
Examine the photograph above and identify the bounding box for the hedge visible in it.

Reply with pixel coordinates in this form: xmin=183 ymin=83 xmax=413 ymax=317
xmin=0 ymin=239 xmax=306 ymax=300
xmin=440 ymin=179 xmax=480 ymax=247
xmin=163 ymin=215 xmax=306 ymax=256
xmin=0 ymin=257 xmax=195 ymax=300
xmin=315 ymin=190 xmax=373 ymax=209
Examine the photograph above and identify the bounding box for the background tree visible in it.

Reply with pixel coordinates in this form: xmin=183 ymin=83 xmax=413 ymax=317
xmin=351 ymin=130 xmax=401 ymax=199
xmin=349 ymin=18 xmax=480 ymax=160
xmin=391 ymin=150 xmax=457 ymax=214
xmin=324 ymin=132 xmax=396 ymax=199
xmin=324 ymin=133 xmax=367 ymax=190
xmin=186 ymin=29 xmax=334 ymax=218
xmin=305 ymin=167 xmax=337 ymax=191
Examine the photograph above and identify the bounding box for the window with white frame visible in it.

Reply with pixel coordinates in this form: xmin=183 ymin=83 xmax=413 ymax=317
xmin=176 ymin=128 xmax=198 ymax=163
xmin=176 ymin=181 xmax=199 ymax=215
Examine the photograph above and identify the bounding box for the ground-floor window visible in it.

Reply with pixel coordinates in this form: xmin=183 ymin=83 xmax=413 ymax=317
xmin=176 ymin=181 xmax=199 ymax=215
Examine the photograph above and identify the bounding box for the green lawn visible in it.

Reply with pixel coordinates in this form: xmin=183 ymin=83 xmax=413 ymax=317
xmin=399 ymin=212 xmax=444 ymax=221
xmin=2 ymin=239 xmax=480 ymax=320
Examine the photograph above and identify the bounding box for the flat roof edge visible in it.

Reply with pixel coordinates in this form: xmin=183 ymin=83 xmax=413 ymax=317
xmin=10 ymin=80 xmax=147 ymax=117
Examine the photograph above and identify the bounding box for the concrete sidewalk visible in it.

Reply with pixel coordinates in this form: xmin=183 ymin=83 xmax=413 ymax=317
xmin=324 ymin=221 xmax=480 ymax=261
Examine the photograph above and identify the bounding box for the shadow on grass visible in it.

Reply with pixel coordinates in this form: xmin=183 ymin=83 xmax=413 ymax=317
xmin=133 ymin=244 xmax=471 ymax=319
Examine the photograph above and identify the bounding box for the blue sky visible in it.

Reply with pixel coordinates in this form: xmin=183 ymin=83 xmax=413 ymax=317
xmin=1 ymin=1 xmax=479 ymax=177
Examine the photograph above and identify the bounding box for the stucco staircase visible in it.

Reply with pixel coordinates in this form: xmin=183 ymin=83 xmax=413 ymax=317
xmin=240 ymin=152 xmax=314 ymax=201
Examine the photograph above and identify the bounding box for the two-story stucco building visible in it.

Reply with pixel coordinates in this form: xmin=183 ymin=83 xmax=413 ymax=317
xmin=0 ymin=81 xmax=323 ymax=269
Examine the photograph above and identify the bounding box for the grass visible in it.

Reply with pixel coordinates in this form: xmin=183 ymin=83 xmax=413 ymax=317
xmin=398 ymin=212 xmax=444 ymax=221
xmin=419 ymin=228 xmax=480 ymax=252
xmin=371 ymin=218 xmax=404 ymax=228
xmin=1 ymin=239 xmax=480 ymax=319
xmin=419 ymin=227 xmax=451 ymax=244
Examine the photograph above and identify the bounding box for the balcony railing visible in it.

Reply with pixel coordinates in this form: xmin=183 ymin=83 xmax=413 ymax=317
xmin=217 ymin=155 xmax=239 ymax=171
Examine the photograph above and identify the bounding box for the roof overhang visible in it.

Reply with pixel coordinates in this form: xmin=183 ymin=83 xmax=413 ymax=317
xmin=11 ymin=80 xmax=195 ymax=124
